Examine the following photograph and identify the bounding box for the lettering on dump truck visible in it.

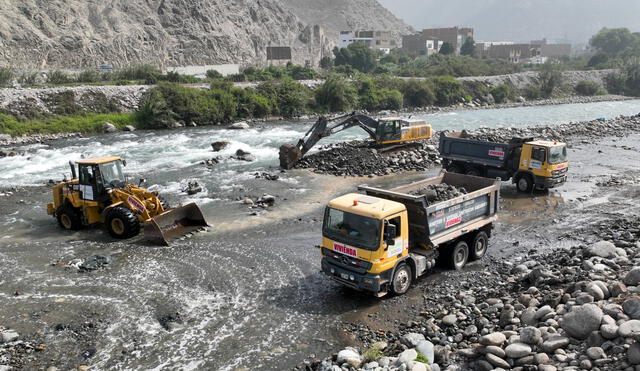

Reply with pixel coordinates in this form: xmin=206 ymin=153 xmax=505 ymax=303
xmin=334 ymin=243 xmax=357 ymax=257
xmin=489 ymin=149 xmax=505 ymax=158
xmin=445 ymin=215 xmax=462 ymax=227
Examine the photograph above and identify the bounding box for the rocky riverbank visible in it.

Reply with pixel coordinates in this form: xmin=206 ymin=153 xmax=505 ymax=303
xmin=301 ymin=215 xmax=640 ymax=371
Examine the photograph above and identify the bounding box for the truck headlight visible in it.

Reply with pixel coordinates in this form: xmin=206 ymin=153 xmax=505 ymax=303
xmin=330 ymin=269 xmax=335 ymax=274
xmin=363 ymin=278 xmax=373 ymax=285
xmin=349 ymin=275 xmax=355 ymax=281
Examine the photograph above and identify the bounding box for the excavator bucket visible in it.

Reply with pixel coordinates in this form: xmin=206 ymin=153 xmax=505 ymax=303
xmin=143 ymin=203 xmax=209 ymax=246
xmin=279 ymin=144 xmax=304 ymax=170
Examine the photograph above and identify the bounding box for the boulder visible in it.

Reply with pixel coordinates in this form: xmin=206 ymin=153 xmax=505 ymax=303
xmin=123 ymin=125 xmax=136 ymax=131
xmin=624 ymin=298 xmax=640 ymax=319
xmin=505 ymin=343 xmax=532 ymax=358
xmin=0 ymin=133 xmax=11 ymax=142
xmin=0 ymin=330 xmax=19 ymax=343
xmin=102 ymin=122 xmax=117 ymax=133
xmin=618 ymin=320 xmax=640 ymax=339
xmin=520 ymin=326 xmax=542 ymax=345
xmin=624 ymin=267 xmax=640 ymax=286
xmin=235 ymin=149 xmax=256 ymax=162
xmin=561 ymin=304 xmax=603 ymax=340
xmin=628 ymin=342 xmax=640 ymax=364
xmin=337 ymin=347 xmax=361 ymax=367
xmin=586 ymin=240 xmax=620 ymax=258
xmin=396 ymin=349 xmax=417 ymax=365
xmin=211 ymin=141 xmax=231 ymax=152
xmin=415 ymin=340 xmax=434 ymax=364
xmin=401 ymin=333 xmax=426 ymax=347
xmin=229 ymin=121 xmax=250 ymax=129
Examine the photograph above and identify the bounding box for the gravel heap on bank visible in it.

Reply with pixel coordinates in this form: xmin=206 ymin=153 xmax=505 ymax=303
xmin=294 ymin=142 xmax=440 ymax=177
xmin=408 ymin=184 xmax=468 ymax=202
xmin=300 ymin=216 xmax=640 ymax=371
xmin=456 ymin=114 xmax=640 ymax=144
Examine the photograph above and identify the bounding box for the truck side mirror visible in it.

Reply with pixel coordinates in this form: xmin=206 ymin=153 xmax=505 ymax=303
xmin=384 ymin=224 xmax=397 ymax=246
xmin=122 ymin=160 xmax=127 ymax=167
xmin=138 ymin=178 xmax=146 ymax=187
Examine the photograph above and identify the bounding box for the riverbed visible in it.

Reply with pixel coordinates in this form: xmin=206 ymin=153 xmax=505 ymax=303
xmin=1 ymin=99 xmax=640 ymax=370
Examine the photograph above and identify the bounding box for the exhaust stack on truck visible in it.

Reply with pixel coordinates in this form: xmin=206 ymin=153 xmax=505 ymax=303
xmin=320 ymin=171 xmax=500 ymax=296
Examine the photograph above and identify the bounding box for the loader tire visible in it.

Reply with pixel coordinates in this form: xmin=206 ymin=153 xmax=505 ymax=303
xmin=57 ymin=205 xmax=83 ymax=231
xmin=105 ymin=206 xmax=140 ymax=239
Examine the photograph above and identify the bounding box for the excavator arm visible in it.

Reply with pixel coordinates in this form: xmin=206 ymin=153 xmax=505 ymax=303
xmin=279 ymin=113 xmax=381 ymax=169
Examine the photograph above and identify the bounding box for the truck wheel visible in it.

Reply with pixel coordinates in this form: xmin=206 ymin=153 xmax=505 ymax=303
xmin=447 ymin=164 xmax=463 ymax=174
xmin=105 ymin=206 xmax=141 ymax=239
xmin=57 ymin=205 xmax=83 ymax=230
xmin=516 ymin=174 xmax=533 ymax=193
xmin=450 ymin=241 xmax=469 ymax=270
xmin=470 ymin=231 xmax=489 ymax=260
xmin=391 ymin=264 xmax=412 ymax=295
xmin=466 ymin=168 xmax=481 ymax=177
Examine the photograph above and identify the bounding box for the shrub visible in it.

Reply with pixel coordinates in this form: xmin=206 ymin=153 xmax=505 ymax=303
xmin=0 ymin=112 xmax=138 ymax=136
xmin=362 ymin=347 xmax=384 ymax=363
xmin=538 ymin=62 xmax=563 ymax=97
xmin=116 ymin=64 xmax=161 ymax=82
xmin=430 ymin=76 xmax=466 ymax=106
xmin=76 ymin=70 xmax=103 ymax=83
xmin=376 ymin=89 xmax=403 ymax=110
xmin=523 ymin=85 xmax=542 ymax=100
xmin=47 ymin=70 xmax=73 ymax=85
xmin=18 ymin=72 xmax=39 ymax=85
xmin=401 ymin=79 xmax=435 ymax=107
xmin=135 ymin=88 xmax=176 ymax=129
xmin=206 ymin=69 xmax=223 ymax=79
xmin=0 ymin=68 xmax=14 ymax=87
xmin=489 ymin=84 xmax=512 ymax=103
xmin=315 ymin=75 xmax=358 ymax=112
xmin=574 ymin=80 xmax=600 ymax=96
xmin=46 ymin=91 xmax=83 ymax=115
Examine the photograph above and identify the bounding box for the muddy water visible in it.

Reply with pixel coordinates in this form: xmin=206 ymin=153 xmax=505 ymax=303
xmin=1 ymin=102 xmax=640 ymax=370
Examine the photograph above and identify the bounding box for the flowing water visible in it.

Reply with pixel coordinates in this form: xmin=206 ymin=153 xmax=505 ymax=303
xmin=1 ymin=99 xmax=640 ymax=370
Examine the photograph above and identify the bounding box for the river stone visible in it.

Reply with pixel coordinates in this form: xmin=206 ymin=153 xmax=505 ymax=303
xmin=337 ymin=347 xmax=361 ymax=367
xmin=534 ymin=353 xmax=550 ymax=365
xmin=211 ymin=141 xmax=230 ymax=151
xmin=0 ymin=330 xmax=18 ymax=343
xmin=102 ymin=122 xmax=117 ymax=133
xmin=618 ymin=320 xmax=640 ymax=339
xmin=442 ymin=314 xmax=457 ymax=326
xmin=520 ymin=326 xmax=542 ymax=345
xmin=587 ymin=283 xmax=605 ymax=301
xmin=402 ymin=333 xmax=426 ymax=347
xmin=229 ymin=121 xmax=250 ymax=129
xmin=624 ymin=267 xmax=640 ymax=286
xmin=484 ymin=345 xmax=505 ymax=358
xmin=601 ymin=324 xmax=619 ymax=339
xmin=397 ymin=349 xmax=418 ymax=365
xmin=541 ymin=336 xmax=570 ymax=353
xmin=586 ymin=240 xmax=619 ymax=258
xmin=415 ymin=340 xmax=435 ymax=363
xmin=123 ymin=125 xmax=136 ymax=131
xmin=485 ymin=353 xmax=510 ymax=369
xmin=0 ymin=134 xmax=10 ymax=142
xmin=628 ymin=343 xmax=640 ymax=364
xmin=586 ymin=346 xmax=605 ymax=360
xmin=410 ymin=362 xmax=429 ymax=371
xmin=624 ymin=298 xmax=640 ymax=319
xmin=480 ymin=332 xmax=506 ymax=346
xmin=505 ymin=343 xmax=532 ymax=358
xmin=561 ymin=304 xmax=603 ymax=340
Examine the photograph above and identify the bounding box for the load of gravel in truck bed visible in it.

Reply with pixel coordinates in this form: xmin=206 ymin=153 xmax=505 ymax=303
xmin=407 ymin=183 xmax=468 ymax=202
xmin=293 ymin=140 xmax=439 ymax=177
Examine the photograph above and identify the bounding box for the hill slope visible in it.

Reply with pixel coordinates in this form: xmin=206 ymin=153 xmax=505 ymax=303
xmin=0 ymin=0 xmax=408 ymax=70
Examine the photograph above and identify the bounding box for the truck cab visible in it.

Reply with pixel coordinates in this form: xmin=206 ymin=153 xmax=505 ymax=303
xmin=320 ymin=193 xmax=411 ymax=296
xmin=516 ymin=141 xmax=568 ymax=192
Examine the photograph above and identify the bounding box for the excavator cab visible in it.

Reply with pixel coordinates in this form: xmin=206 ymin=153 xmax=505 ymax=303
xmin=376 ymin=118 xmax=432 ymax=145
xmin=376 ymin=119 xmax=402 ymax=142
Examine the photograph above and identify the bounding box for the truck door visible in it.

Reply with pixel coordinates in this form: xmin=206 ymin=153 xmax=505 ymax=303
xmin=529 ymin=147 xmax=547 ymax=170
xmin=78 ymin=165 xmax=97 ymax=201
xmin=383 ymin=216 xmax=405 ymax=259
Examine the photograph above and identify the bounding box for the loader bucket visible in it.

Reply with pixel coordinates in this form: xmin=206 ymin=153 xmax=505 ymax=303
xmin=143 ymin=203 xmax=209 ymax=246
xmin=279 ymin=144 xmax=303 ymax=169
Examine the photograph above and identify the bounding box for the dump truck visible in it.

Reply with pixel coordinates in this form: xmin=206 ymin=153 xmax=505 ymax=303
xmin=320 ymin=171 xmax=500 ymax=296
xmin=439 ymin=132 xmax=569 ymax=192
xmin=47 ymin=156 xmax=208 ymax=245
xmin=279 ymin=113 xmax=432 ymax=169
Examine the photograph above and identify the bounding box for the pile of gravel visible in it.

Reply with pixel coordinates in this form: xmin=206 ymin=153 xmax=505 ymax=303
xmin=408 ymin=184 xmax=468 ymax=202
xmin=294 ymin=141 xmax=440 ymax=177
xmin=301 ymin=216 xmax=640 ymax=371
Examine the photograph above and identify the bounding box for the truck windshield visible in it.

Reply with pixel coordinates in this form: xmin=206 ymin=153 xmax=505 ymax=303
xmin=98 ymin=161 xmax=125 ymax=186
xmin=322 ymin=207 xmax=380 ymax=251
xmin=548 ymin=146 xmax=567 ymax=164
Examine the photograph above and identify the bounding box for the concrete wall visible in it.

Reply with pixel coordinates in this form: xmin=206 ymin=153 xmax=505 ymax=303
xmin=166 ymin=65 xmax=240 ymax=78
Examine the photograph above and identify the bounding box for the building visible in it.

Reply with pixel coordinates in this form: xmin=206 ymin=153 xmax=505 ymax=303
xmin=402 ymin=34 xmax=441 ymax=55
xmin=478 ymin=38 xmax=571 ymax=63
xmin=338 ymin=30 xmax=396 ymax=53
xmin=419 ymin=27 xmax=474 ymax=55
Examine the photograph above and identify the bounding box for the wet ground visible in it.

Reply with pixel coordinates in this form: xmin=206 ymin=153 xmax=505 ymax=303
xmin=1 ymin=127 xmax=640 ymax=370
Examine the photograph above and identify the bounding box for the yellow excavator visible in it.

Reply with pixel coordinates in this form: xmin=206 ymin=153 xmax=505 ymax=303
xmin=279 ymin=113 xmax=432 ymax=169
xmin=47 ymin=156 xmax=208 ymax=245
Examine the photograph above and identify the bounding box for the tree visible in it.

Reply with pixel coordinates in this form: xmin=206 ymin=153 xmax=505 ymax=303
xmin=590 ymin=28 xmax=640 ymax=56
xmin=319 ymin=56 xmax=333 ymax=69
xmin=460 ymin=37 xmax=476 ymax=56
xmin=333 ymin=42 xmax=378 ymax=73
xmin=401 ymin=80 xmax=435 ymax=107
xmin=439 ymin=42 xmax=455 ymax=55
xmin=538 ymin=62 xmax=563 ymax=97
xmin=315 ymin=74 xmax=358 ymax=112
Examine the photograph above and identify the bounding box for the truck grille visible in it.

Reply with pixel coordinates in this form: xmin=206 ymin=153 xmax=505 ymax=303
xmin=322 ymin=248 xmax=372 ymax=272
xmin=552 ymin=167 xmax=568 ymax=177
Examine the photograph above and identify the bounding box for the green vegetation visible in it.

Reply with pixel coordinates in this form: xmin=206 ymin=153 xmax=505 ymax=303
xmin=606 ymin=61 xmax=640 ymax=97
xmin=489 ymin=84 xmax=513 ymax=103
xmin=362 ymin=347 xmax=384 ymax=363
xmin=574 ymin=80 xmax=601 ymax=96
xmin=226 ymin=63 xmax=319 ymax=82
xmin=537 ymin=62 xmax=564 ymax=97
xmin=0 ymin=112 xmax=137 ymax=136
xmin=333 ymin=42 xmax=379 ymax=73
xmin=587 ymin=28 xmax=640 ymax=69
xmin=416 ymin=352 xmax=430 ymax=364
xmin=315 ymin=74 xmax=358 ymax=112
xmin=460 ymin=37 xmax=476 ymax=56
xmin=439 ymin=42 xmax=455 ymax=55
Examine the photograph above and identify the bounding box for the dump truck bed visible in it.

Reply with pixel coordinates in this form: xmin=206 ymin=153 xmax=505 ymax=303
xmin=439 ymin=132 xmax=526 ymax=170
xmin=359 ymin=172 xmax=500 ymax=247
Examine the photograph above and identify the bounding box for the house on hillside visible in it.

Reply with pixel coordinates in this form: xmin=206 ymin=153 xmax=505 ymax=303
xmin=338 ymin=30 xmax=397 ymax=53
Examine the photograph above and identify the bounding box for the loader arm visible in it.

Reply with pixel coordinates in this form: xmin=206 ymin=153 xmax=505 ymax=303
xmin=279 ymin=113 xmax=381 ymax=169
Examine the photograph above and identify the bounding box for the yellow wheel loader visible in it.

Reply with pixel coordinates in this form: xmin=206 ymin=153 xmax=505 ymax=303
xmin=279 ymin=112 xmax=433 ymax=169
xmin=46 ymin=156 xmax=208 ymax=245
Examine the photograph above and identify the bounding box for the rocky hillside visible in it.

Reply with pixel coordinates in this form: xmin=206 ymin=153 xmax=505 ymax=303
xmin=0 ymin=0 xmax=407 ymax=70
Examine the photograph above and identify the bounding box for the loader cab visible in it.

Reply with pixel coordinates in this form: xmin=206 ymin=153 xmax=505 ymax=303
xmin=76 ymin=157 xmax=126 ymax=201
xmin=376 ymin=118 xmax=432 ymax=144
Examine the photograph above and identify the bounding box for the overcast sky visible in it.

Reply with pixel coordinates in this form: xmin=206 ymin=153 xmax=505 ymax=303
xmin=377 ymin=0 xmax=640 ymax=44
